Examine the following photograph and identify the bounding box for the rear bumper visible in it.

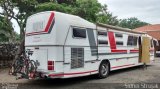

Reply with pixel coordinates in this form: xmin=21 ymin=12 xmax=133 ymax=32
xmin=36 ymin=69 xmax=64 ymax=78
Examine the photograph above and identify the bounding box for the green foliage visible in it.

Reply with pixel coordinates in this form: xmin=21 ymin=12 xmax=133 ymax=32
xmin=96 ymin=5 xmax=119 ymax=26
xmin=35 ymin=0 xmax=121 ymax=25
xmin=12 ymin=0 xmax=37 ymax=13
xmin=0 ymin=0 xmax=150 ymax=41
xmin=36 ymin=0 xmax=101 ymax=22
xmin=0 ymin=16 xmax=12 ymax=42
xmin=14 ymin=32 xmax=20 ymax=41
xmin=118 ymin=17 xmax=149 ymax=29
xmin=0 ymin=0 xmax=38 ymax=40
xmin=36 ymin=2 xmax=73 ymax=14
xmin=0 ymin=34 xmax=9 ymax=42
xmin=73 ymin=0 xmax=101 ymax=22
xmin=36 ymin=0 xmax=51 ymax=3
xmin=57 ymin=0 xmax=76 ymax=5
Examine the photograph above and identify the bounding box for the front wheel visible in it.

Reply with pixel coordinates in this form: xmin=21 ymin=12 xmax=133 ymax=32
xmin=98 ymin=61 xmax=110 ymax=78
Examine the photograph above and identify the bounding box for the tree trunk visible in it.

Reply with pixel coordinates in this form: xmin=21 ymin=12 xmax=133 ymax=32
xmin=11 ymin=28 xmax=25 ymax=66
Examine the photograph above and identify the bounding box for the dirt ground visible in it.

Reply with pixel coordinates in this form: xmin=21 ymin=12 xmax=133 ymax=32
xmin=0 ymin=58 xmax=160 ymax=89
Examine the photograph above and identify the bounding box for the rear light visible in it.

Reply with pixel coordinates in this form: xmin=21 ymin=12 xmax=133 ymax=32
xmin=48 ymin=61 xmax=54 ymax=65
xmin=48 ymin=66 xmax=54 ymax=70
xmin=48 ymin=60 xmax=54 ymax=70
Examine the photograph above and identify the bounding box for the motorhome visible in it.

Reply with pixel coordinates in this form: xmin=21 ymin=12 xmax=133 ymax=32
xmin=25 ymin=11 xmax=156 ymax=79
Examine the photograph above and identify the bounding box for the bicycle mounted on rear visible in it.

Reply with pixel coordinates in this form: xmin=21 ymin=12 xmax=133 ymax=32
xmin=9 ymin=49 xmax=37 ymax=79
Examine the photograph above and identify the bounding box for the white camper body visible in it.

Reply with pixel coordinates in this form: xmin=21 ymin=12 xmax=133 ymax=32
xmin=25 ymin=11 xmax=155 ymax=79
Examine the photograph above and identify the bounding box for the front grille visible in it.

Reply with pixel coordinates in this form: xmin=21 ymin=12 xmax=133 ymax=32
xmin=71 ymin=48 xmax=84 ymax=69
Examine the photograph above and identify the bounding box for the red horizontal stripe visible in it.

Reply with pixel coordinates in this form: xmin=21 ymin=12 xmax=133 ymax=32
xmin=26 ymin=31 xmax=46 ymax=35
xmin=111 ymin=64 xmax=135 ymax=69
xmin=48 ymin=70 xmax=98 ymax=77
xmin=130 ymin=50 xmax=139 ymax=53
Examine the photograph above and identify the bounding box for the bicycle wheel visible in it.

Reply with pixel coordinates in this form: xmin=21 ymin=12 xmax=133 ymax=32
xmin=9 ymin=57 xmax=24 ymax=76
xmin=26 ymin=60 xmax=37 ymax=78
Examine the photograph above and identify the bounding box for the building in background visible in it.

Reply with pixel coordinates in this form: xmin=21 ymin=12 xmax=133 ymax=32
xmin=134 ymin=24 xmax=160 ymax=57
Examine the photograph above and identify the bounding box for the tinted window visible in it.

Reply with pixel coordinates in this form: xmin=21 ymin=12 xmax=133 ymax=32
xmin=115 ymin=33 xmax=123 ymax=38
xmin=116 ymin=41 xmax=123 ymax=45
xmin=133 ymin=37 xmax=138 ymax=45
xmin=98 ymin=31 xmax=107 ymax=36
xmin=73 ymin=28 xmax=86 ymax=38
xmin=127 ymin=36 xmax=137 ymax=46
xmin=98 ymin=40 xmax=108 ymax=45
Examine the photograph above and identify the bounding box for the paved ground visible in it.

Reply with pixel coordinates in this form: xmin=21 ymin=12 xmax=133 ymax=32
xmin=0 ymin=58 xmax=160 ymax=89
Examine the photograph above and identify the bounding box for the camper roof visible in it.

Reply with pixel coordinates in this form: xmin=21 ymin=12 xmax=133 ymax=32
xmin=97 ymin=23 xmax=146 ymax=34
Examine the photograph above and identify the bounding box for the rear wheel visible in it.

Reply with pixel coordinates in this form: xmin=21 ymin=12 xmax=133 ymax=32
xmin=98 ymin=61 xmax=109 ymax=78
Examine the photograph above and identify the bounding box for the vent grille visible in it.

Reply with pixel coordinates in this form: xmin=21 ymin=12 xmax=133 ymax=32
xmin=71 ymin=48 xmax=84 ymax=69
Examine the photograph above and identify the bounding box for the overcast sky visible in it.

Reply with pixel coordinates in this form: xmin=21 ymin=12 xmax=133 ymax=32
xmin=1 ymin=0 xmax=160 ymax=34
xmin=98 ymin=0 xmax=160 ymax=24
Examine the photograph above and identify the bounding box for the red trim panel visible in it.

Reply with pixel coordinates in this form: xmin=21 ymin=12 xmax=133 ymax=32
xmin=108 ymin=31 xmax=116 ymax=50
xmin=130 ymin=49 xmax=139 ymax=53
xmin=48 ymin=70 xmax=98 ymax=77
xmin=26 ymin=12 xmax=55 ymax=35
xmin=129 ymin=49 xmax=154 ymax=53
xmin=111 ymin=64 xmax=135 ymax=69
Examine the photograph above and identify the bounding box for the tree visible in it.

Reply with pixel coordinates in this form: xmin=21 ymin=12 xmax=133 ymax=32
xmin=36 ymin=2 xmax=73 ymax=14
xmin=57 ymin=0 xmax=76 ymax=5
xmin=0 ymin=16 xmax=17 ymax=42
xmin=0 ymin=0 xmax=38 ymax=40
xmin=0 ymin=0 xmax=37 ymax=64
xmin=36 ymin=0 xmax=102 ymax=23
xmin=0 ymin=16 xmax=9 ymax=42
xmin=73 ymin=0 xmax=101 ymax=22
xmin=118 ymin=17 xmax=149 ymax=29
xmin=36 ymin=0 xmax=120 ymax=25
xmin=96 ymin=4 xmax=119 ymax=25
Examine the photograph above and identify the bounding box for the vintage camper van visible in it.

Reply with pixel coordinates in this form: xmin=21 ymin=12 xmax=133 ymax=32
xmin=25 ymin=11 xmax=155 ymax=79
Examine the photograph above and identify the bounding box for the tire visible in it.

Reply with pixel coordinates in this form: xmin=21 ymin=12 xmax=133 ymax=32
xmin=26 ymin=60 xmax=37 ymax=74
xmin=8 ymin=58 xmax=23 ymax=76
xmin=98 ymin=61 xmax=110 ymax=78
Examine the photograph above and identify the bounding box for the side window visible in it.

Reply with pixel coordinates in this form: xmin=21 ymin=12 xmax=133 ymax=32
xmin=115 ymin=33 xmax=123 ymax=38
xmin=98 ymin=40 xmax=108 ymax=45
xmin=127 ymin=35 xmax=137 ymax=46
xmin=98 ymin=31 xmax=107 ymax=36
xmin=73 ymin=28 xmax=86 ymax=38
xmin=115 ymin=33 xmax=123 ymax=46
xmin=98 ymin=30 xmax=108 ymax=46
xmin=116 ymin=41 xmax=123 ymax=45
xmin=133 ymin=37 xmax=138 ymax=46
xmin=127 ymin=36 xmax=134 ymax=45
